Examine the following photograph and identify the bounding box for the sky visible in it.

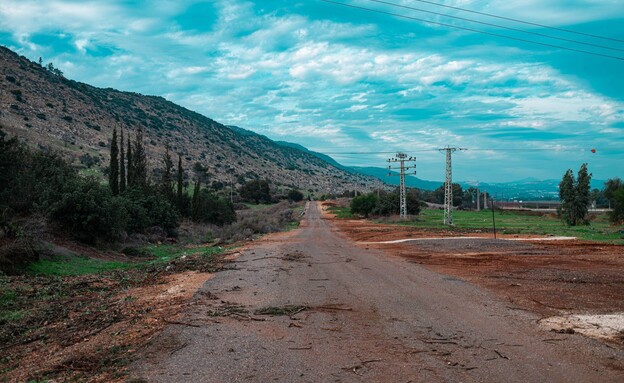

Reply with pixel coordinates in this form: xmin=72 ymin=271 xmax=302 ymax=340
xmin=0 ymin=0 xmax=622 ymax=183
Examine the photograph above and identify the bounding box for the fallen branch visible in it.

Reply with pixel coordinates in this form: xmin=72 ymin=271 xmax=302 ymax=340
xmin=162 ymin=318 xmax=201 ymax=328
xmin=494 ymin=350 xmax=509 ymax=360
xmin=170 ymin=342 xmax=189 ymax=356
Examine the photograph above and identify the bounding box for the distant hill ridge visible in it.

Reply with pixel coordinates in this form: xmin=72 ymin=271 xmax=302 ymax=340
xmin=0 ymin=46 xmax=378 ymax=194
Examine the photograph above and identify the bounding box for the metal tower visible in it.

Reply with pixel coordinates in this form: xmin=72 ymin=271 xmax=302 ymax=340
xmin=438 ymin=147 xmax=466 ymax=225
xmin=387 ymin=153 xmax=416 ymax=219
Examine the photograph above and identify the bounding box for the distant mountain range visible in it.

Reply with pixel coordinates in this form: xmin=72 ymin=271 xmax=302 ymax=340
xmin=348 ymin=167 xmax=606 ymax=200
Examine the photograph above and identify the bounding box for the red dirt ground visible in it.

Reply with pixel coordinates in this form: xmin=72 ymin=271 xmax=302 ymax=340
xmin=322 ymin=203 xmax=624 ymax=321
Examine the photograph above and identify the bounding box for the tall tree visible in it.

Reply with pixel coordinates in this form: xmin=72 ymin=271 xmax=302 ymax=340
xmin=176 ymin=154 xmax=184 ymax=211
xmin=126 ymin=136 xmax=134 ymax=187
xmin=160 ymin=144 xmax=174 ymax=201
xmin=119 ymin=128 xmax=126 ymax=193
xmin=575 ymin=163 xmax=592 ymax=224
xmin=559 ymin=164 xmax=592 ymax=226
xmin=604 ymin=178 xmax=623 ymax=206
xmin=109 ymin=127 xmax=119 ymax=195
xmin=192 ymin=178 xmax=201 ymax=221
xmin=133 ymin=126 xmax=147 ymax=188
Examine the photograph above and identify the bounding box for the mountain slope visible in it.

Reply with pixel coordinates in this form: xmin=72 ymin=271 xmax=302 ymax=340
xmin=0 ymin=46 xmax=377 ymax=193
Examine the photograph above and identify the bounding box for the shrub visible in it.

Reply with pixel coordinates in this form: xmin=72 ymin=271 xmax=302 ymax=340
xmin=350 ymin=194 xmax=377 ymax=218
xmin=48 ymin=179 xmax=128 ymax=243
xmin=287 ymin=189 xmax=304 ymax=202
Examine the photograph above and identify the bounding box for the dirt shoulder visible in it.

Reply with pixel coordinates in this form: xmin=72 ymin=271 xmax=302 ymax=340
xmin=0 ymin=246 xmax=240 ymax=383
xmin=321 ymin=203 xmax=624 ymax=345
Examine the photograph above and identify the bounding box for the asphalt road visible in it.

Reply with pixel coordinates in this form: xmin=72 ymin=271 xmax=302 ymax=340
xmin=132 ymin=201 xmax=623 ymax=382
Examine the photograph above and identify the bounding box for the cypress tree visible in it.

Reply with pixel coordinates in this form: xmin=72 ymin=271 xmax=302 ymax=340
xmin=133 ymin=126 xmax=147 ymax=188
xmin=575 ymin=163 xmax=592 ymax=225
xmin=192 ymin=178 xmax=201 ymax=221
xmin=109 ymin=127 xmax=119 ymax=195
xmin=119 ymin=128 xmax=126 ymax=193
xmin=161 ymin=144 xmax=174 ymax=201
xmin=126 ymin=136 xmax=134 ymax=187
xmin=177 ymin=154 xmax=184 ymax=211
xmin=559 ymin=164 xmax=592 ymax=226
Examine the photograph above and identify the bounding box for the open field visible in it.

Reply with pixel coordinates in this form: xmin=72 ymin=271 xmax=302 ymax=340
xmin=329 ymin=205 xmax=623 ymax=244
xmin=323 ymin=202 xmax=624 ymax=345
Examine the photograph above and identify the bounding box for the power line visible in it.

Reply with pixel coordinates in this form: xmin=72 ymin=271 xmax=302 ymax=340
xmin=362 ymin=0 xmax=624 ymax=53
xmin=387 ymin=0 xmax=624 ymax=43
xmin=318 ymin=0 xmax=624 ymax=61
xmin=323 ymin=147 xmax=594 ymax=155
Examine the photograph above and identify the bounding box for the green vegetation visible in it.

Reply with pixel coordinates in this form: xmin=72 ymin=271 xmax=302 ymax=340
xmin=350 ymin=193 xmax=377 ymax=218
xmin=349 ymin=188 xmax=422 ymax=218
xmin=25 ymin=243 xmax=225 ymax=277
xmin=559 ymin=163 xmax=591 ymax=226
xmin=28 ymin=256 xmax=133 ymax=276
xmin=396 ymin=209 xmax=623 ymax=244
xmin=239 ymin=179 xmax=271 ymax=204
xmin=327 ymin=206 xmax=354 ymax=219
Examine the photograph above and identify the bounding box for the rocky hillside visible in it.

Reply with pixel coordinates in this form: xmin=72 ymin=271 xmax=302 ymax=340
xmin=0 ymin=46 xmax=378 ymax=194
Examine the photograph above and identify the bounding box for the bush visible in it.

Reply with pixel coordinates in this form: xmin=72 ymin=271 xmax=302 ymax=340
xmin=192 ymin=190 xmax=236 ymax=226
xmin=239 ymin=179 xmax=271 ymax=204
xmin=350 ymin=194 xmax=377 ymax=218
xmin=48 ymin=179 xmax=128 ymax=243
xmin=287 ymin=189 xmax=304 ymax=202
xmin=373 ymin=188 xmax=421 ymax=216
xmin=121 ymin=187 xmax=179 ymax=236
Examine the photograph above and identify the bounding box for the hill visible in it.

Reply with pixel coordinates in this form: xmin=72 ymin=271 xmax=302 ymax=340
xmin=0 ymin=46 xmax=377 ymax=194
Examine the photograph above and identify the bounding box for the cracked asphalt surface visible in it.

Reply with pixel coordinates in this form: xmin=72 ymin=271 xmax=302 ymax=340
xmin=131 ymin=202 xmax=623 ymax=382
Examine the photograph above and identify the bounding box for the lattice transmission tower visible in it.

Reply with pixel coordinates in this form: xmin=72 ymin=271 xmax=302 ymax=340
xmin=438 ymin=147 xmax=466 ymax=225
xmin=387 ymin=153 xmax=416 ymax=219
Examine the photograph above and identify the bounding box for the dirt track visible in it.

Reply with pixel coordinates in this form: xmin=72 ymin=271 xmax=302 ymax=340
xmin=131 ymin=202 xmax=624 ymax=382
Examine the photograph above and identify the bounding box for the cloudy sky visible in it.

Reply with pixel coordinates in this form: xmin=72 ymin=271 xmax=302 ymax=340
xmin=1 ymin=0 xmax=622 ymax=182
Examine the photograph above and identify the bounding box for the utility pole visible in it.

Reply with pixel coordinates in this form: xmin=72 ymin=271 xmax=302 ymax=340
xmin=387 ymin=153 xmax=416 ymax=219
xmin=438 ymin=147 xmax=466 ymax=225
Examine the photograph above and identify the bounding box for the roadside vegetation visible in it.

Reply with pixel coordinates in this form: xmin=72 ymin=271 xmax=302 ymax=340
xmin=0 ymin=125 xmax=307 ymax=381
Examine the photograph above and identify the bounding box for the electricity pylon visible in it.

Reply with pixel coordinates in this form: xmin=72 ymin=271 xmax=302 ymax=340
xmin=438 ymin=147 xmax=466 ymax=225
xmin=387 ymin=153 xmax=416 ymax=219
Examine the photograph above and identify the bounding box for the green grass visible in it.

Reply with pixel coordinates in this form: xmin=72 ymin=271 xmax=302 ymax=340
xmin=26 ymin=243 xmax=225 ymax=276
xmin=327 ymin=206 xmax=354 ymax=219
xmin=0 ymin=309 xmax=25 ymax=322
xmin=140 ymin=243 xmax=223 ymax=262
xmin=28 ymin=256 xmax=134 ymax=276
xmin=393 ymin=209 xmax=624 ymax=244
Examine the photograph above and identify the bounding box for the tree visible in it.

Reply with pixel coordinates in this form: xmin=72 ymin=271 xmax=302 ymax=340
xmin=604 ymin=178 xmax=623 ymax=207
xmin=176 ymin=154 xmax=184 ymax=211
xmin=287 ymin=189 xmax=304 ymax=202
xmin=126 ymin=136 xmax=134 ymax=187
xmin=132 ymin=126 xmax=147 ymax=188
xmin=239 ymin=179 xmax=271 ymax=204
xmin=373 ymin=188 xmax=421 ymax=216
xmin=350 ymin=193 xmax=377 ymax=218
xmin=559 ymin=164 xmax=592 ymax=226
xmin=431 ymin=183 xmax=463 ymax=206
xmin=610 ymin=188 xmax=624 ymax=224
xmin=109 ymin=128 xmax=119 ymax=195
xmin=119 ymin=128 xmax=126 ymax=193
xmin=192 ymin=178 xmax=201 ymax=221
xmin=160 ymin=144 xmax=174 ymax=201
